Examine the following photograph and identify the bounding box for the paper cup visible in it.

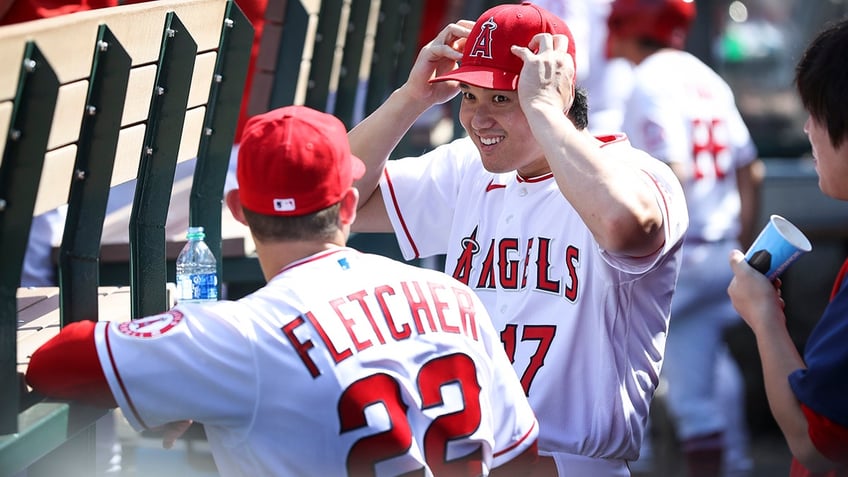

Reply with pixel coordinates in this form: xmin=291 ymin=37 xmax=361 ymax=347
xmin=744 ymin=215 xmax=812 ymax=280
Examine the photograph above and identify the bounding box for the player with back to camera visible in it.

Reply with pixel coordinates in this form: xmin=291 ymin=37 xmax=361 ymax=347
xmin=728 ymin=17 xmax=848 ymax=477
xmin=25 ymin=105 xmax=540 ymax=476
xmin=606 ymin=0 xmax=764 ymax=476
xmin=348 ymin=2 xmax=689 ymax=475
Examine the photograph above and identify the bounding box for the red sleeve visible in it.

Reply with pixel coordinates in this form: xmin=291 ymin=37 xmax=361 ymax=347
xmin=831 ymin=258 xmax=848 ymax=300
xmin=802 ymin=403 xmax=848 ymax=465
xmin=25 ymin=320 xmax=118 ymax=408
xmin=1 ymin=0 xmax=119 ymax=26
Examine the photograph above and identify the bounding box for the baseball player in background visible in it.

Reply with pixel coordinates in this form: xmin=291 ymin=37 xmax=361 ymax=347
xmin=530 ymin=0 xmax=636 ymax=133
xmin=607 ymin=0 xmax=764 ymax=476
xmin=26 ymin=105 xmax=540 ymax=477
xmin=349 ymin=2 xmax=689 ymax=475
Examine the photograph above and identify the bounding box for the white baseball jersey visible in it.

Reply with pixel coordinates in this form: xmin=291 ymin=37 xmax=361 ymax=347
xmin=93 ymin=247 xmax=538 ymax=476
xmin=621 ymin=49 xmax=758 ymax=243
xmin=379 ymin=135 xmax=687 ymax=461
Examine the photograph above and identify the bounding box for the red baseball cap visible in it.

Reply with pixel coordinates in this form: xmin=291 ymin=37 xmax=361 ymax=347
xmin=431 ymin=2 xmax=576 ymax=91
xmin=237 ymin=105 xmax=365 ymax=216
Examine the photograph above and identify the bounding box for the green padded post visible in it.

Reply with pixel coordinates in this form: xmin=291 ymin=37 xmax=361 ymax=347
xmin=190 ymin=0 xmax=254 ymax=298
xmin=0 ymin=44 xmax=59 ymax=435
xmin=268 ymin=1 xmax=310 ymax=108
xmin=303 ymin=0 xmax=348 ymax=112
xmin=364 ymin=0 xmax=423 ymax=119
xmin=129 ymin=13 xmax=197 ymax=319
xmin=335 ymin=0 xmax=380 ymax=129
xmin=348 ymin=0 xmax=425 ymax=263
xmin=58 ymin=26 xmax=132 ymax=326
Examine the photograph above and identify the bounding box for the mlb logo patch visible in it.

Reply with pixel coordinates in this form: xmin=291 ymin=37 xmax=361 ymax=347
xmin=274 ymin=198 xmax=296 ymax=212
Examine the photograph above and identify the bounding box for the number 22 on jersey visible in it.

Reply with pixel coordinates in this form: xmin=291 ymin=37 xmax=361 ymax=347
xmin=338 ymin=353 xmax=483 ymax=476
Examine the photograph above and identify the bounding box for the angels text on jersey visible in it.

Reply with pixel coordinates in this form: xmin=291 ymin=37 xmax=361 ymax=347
xmin=451 ymin=226 xmax=580 ymax=302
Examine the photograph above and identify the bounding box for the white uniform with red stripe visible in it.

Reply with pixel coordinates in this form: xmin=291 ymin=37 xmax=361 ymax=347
xmin=622 ymin=50 xmax=757 ymax=243
xmin=621 ymin=49 xmax=759 ymax=471
xmin=378 ymin=134 xmax=687 ymax=466
xmin=94 ymin=247 xmax=538 ymax=477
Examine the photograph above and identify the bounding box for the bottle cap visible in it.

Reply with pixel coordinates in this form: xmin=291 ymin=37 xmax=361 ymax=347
xmin=186 ymin=226 xmax=205 ymax=240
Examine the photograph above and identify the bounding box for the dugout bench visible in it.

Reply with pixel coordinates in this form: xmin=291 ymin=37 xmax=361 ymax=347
xmin=0 ymin=0 xmax=252 ymax=474
xmin=0 ymin=0 xmax=510 ymax=474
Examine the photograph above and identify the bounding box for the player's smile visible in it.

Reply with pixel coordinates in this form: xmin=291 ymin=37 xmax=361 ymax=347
xmin=478 ymin=135 xmax=504 ymax=146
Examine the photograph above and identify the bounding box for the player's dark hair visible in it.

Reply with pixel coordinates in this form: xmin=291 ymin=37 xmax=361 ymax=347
xmin=242 ymin=203 xmax=341 ymax=242
xmin=568 ymin=86 xmax=589 ymax=130
xmin=795 ymin=18 xmax=848 ymax=149
xmin=636 ymin=36 xmax=669 ymax=52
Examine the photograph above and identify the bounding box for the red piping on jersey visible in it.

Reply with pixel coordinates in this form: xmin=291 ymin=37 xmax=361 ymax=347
xmin=485 ymin=179 xmax=506 ymax=191
xmin=516 ymin=172 xmax=554 ymax=183
xmin=597 ymin=133 xmax=628 ymax=146
xmin=494 ymin=419 xmax=538 ymax=458
xmin=383 ymin=168 xmax=421 ymax=258
xmin=104 ymin=325 xmax=149 ymax=429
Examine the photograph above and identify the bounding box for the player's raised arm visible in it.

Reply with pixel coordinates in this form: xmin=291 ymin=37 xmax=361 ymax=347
xmin=512 ymin=33 xmax=667 ymax=257
xmin=349 ymin=21 xmax=472 ymax=232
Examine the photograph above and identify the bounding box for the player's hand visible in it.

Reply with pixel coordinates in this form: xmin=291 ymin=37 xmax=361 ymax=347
xmin=156 ymin=419 xmax=194 ymax=449
xmin=511 ymin=32 xmax=575 ymax=115
xmin=401 ymin=20 xmax=473 ymax=107
xmin=727 ymin=250 xmax=786 ymax=333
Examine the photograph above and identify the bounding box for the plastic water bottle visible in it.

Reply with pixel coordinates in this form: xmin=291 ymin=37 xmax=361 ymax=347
xmin=175 ymin=226 xmax=218 ymax=303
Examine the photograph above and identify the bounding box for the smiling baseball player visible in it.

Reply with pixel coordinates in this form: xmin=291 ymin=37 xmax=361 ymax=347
xmin=26 ymin=106 xmax=539 ymax=477
xmin=349 ymin=2 xmax=688 ymax=475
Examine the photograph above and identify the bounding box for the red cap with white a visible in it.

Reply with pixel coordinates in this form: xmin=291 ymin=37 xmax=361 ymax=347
xmin=431 ymin=1 xmax=576 ymax=91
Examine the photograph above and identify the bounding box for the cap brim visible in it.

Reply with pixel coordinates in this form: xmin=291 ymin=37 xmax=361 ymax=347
xmin=430 ymin=65 xmax=518 ymax=91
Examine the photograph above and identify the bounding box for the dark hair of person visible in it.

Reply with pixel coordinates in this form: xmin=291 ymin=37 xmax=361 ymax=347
xmin=795 ymin=18 xmax=848 ymax=149
xmin=637 ymin=37 xmax=668 ymax=52
xmin=568 ymin=86 xmax=589 ymax=130
xmin=242 ymin=203 xmax=341 ymax=242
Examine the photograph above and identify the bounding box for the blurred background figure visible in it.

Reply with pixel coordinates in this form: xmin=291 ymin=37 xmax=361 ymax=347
xmin=606 ymin=0 xmax=763 ymax=476
xmin=531 ymin=0 xmax=635 ymax=133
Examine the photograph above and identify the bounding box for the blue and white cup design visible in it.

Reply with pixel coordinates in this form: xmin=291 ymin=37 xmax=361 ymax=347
xmin=744 ymin=215 xmax=812 ymax=280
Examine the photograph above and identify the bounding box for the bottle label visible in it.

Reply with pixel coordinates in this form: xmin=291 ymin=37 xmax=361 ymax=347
xmin=177 ymin=272 xmax=218 ymax=302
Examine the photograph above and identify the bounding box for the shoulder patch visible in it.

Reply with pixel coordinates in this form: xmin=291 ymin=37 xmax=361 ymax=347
xmin=117 ymin=310 xmax=184 ymax=339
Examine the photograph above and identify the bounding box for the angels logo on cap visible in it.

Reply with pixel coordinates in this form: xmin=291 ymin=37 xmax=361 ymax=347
xmin=468 ymin=17 xmax=497 ymax=59
xmin=431 ymin=2 xmax=576 ymax=91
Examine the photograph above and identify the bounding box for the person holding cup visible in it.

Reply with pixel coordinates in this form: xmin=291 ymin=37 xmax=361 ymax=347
xmin=727 ymin=18 xmax=848 ymax=477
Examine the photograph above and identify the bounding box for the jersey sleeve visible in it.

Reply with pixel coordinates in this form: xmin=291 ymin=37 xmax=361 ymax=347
xmin=599 ymin=140 xmax=688 ymax=274
xmin=621 ymin=80 xmax=690 ymax=166
xmin=789 ymin=283 xmax=848 ymax=430
xmin=94 ymin=306 xmax=258 ymax=431
xmin=26 ymin=320 xmax=118 ymax=408
xmin=801 ymin=403 xmax=848 ymax=465
xmin=380 ymin=137 xmax=478 ymax=260
xmin=725 ymin=99 xmax=759 ymax=169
